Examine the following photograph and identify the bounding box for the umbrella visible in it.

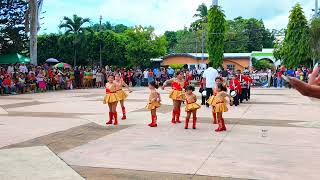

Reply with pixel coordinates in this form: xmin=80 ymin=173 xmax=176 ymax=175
xmin=54 ymin=62 xmax=71 ymax=68
xmin=46 ymin=58 xmax=59 ymax=63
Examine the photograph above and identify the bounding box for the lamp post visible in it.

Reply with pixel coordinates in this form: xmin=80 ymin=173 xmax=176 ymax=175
xmin=99 ymin=15 xmax=103 ymax=68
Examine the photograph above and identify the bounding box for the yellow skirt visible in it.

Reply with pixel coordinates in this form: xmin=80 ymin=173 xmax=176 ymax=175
xmin=116 ymin=90 xmax=128 ymax=101
xmin=145 ymin=101 xmax=161 ymax=110
xmin=103 ymin=93 xmax=120 ymax=104
xmin=213 ymin=103 xmax=228 ymax=113
xmin=207 ymin=96 xmax=215 ymax=106
xmin=169 ymin=90 xmax=184 ymax=101
xmin=185 ymin=102 xmax=201 ymax=112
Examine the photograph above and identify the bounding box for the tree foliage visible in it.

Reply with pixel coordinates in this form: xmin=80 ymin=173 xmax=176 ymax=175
xmin=0 ymin=0 xmax=28 ymax=55
xmin=274 ymin=4 xmax=311 ymax=68
xmin=252 ymin=58 xmax=273 ymax=70
xmin=38 ymin=21 xmax=167 ymax=67
xmin=124 ymin=26 xmax=167 ymax=66
xmin=207 ymin=6 xmax=226 ymax=68
xmin=309 ymin=17 xmax=320 ymax=62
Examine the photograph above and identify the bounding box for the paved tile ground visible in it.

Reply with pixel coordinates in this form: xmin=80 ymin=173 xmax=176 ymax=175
xmin=0 ymin=87 xmax=319 ymax=180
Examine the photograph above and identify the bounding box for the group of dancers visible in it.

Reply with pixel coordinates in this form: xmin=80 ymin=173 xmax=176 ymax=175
xmin=103 ymin=71 xmax=237 ymax=132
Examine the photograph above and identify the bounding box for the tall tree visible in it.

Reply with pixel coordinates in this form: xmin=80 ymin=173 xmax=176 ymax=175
xmin=59 ymin=14 xmax=90 ymax=66
xmin=207 ymin=5 xmax=226 ymax=68
xmin=309 ymin=17 xmax=320 ymax=65
xmin=276 ymin=4 xmax=310 ymax=68
xmin=0 ymin=0 xmax=28 ymax=55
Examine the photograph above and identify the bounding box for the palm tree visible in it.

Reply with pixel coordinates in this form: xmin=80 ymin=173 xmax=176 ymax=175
xmin=191 ymin=3 xmax=208 ymax=31
xmin=59 ymin=14 xmax=90 ymax=66
xmin=194 ymin=3 xmax=208 ymax=22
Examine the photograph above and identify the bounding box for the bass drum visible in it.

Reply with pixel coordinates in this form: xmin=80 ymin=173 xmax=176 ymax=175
xmin=230 ymin=91 xmax=237 ymax=97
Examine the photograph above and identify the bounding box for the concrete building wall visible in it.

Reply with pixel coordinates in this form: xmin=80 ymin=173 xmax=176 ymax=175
xmin=161 ymin=56 xmax=250 ymax=71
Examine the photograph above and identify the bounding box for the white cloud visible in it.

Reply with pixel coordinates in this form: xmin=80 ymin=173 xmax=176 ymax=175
xmin=40 ymin=0 xmax=316 ymax=35
xmin=99 ymin=0 xmax=212 ymax=34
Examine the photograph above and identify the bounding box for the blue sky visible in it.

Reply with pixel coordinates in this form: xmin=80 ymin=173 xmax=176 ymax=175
xmin=40 ymin=0 xmax=315 ymax=35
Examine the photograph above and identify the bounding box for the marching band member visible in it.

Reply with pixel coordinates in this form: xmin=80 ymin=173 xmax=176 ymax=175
xmin=183 ymin=85 xmax=201 ymax=129
xmin=238 ymin=72 xmax=248 ymax=103
xmin=229 ymin=74 xmax=241 ymax=106
xmin=115 ymin=74 xmax=132 ymax=120
xmin=162 ymin=71 xmax=186 ymax=124
xmin=104 ymin=74 xmax=120 ymax=125
xmin=244 ymin=72 xmax=253 ymax=100
xmin=145 ymin=81 xmax=161 ymax=127
xmin=211 ymin=83 xmax=233 ymax=132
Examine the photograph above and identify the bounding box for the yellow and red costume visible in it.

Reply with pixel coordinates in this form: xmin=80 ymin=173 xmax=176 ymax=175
xmin=184 ymin=93 xmax=200 ymax=129
xmin=103 ymin=83 xmax=120 ymax=104
xmin=145 ymin=92 xmax=161 ymax=110
xmin=185 ymin=94 xmax=201 ymax=112
xmin=169 ymin=80 xmax=185 ymax=124
xmin=169 ymin=81 xmax=184 ymax=101
xmin=146 ymin=91 xmax=161 ymax=127
xmin=104 ymin=83 xmax=120 ymax=125
xmin=115 ymin=80 xmax=129 ymax=120
xmin=208 ymin=91 xmax=230 ymax=132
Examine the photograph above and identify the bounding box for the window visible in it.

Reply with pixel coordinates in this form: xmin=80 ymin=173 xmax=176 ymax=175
xmin=227 ymin=64 xmax=235 ymax=71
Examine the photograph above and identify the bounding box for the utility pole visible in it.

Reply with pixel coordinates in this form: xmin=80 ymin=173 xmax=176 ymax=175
xmin=99 ymin=15 xmax=103 ymax=68
xmin=315 ymin=0 xmax=319 ymax=17
xmin=29 ymin=0 xmax=38 ymax=66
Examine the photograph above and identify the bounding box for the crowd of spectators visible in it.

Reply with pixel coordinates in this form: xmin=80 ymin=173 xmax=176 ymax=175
xmin=0 ymin=63 xmax=315 ymax=96
xmin=0 ymin=63 xmax=199 ymax=95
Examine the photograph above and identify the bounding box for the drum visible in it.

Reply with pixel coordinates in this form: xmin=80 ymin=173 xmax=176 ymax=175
xmin=202 ymin=90 xmax=207 ymax=97
xmin=230 ymin=91 xmax=237 ymax=97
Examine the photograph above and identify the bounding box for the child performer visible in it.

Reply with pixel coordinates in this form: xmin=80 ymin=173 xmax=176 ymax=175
xmin=211 ymin=83 xmax=233 ymax=132
xmin=103 ymin=74 xmax=120 ymax=125
xmin=162 ymin=71 xmax=186 ymax=124
xmin=183 ymin=85 xmax=201 ymax=129
xmin=115 ymin=74 xmax=132 ymax=120
xmin=145 ymin=81 xmax=161 ymax=127
xmin=207 ymin=77 xmax=224 ymax=124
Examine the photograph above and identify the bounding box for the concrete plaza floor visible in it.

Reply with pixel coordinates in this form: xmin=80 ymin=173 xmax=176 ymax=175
xmin=0 ymin=87 xmax=320 ymax=180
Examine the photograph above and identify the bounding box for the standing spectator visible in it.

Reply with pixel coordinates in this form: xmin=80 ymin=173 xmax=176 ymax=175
xmin=143 ymin=69 xmax=149 ymax=86
xmin=37 ymin=72 xmax=46 ymax=92
xmin=74 ymin=68 xmax=81 ymax=89
xmin=276 ymin=70 xmax=284 ymax=88
xmin=148 ymin=69 xmax=154 ymax=83
xmin=19 ymin=63 xmax=28 ymax=74
xmin=96 ymin=70 xmax=103 ymax=88
xmin=167 ymin=67 xmax=174 ymax=78
xmin=221 ymin=68 xmax=229 ymax=84
xmin=7 ymin=64 xmax=14 ymax=75
xmin=202 ymin=64 xmax=219 ymax=107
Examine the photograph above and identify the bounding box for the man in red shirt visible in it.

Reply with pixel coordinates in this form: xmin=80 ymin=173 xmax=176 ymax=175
xmin=229 ymin=74 xmax=241 ymax=106
xmin=243 ymin=73 xmax=253 ymax=100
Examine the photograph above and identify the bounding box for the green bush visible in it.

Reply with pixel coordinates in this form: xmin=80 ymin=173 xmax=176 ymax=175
xmin=169 ymin=64 xmax=184 ymax=69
